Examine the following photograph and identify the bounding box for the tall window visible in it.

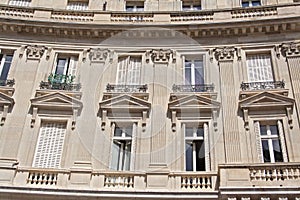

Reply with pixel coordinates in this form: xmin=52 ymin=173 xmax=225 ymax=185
xmin=255 ymin=121 xmax=287 ymax=163
xmin=184 ymin=123 xmax=209 ymax=172
xmin=117 ymin=56 xmax=141 ymax=85
xmin=33 ymin=122 xmax=67 ymax=168
xmin=246 ymin=54 xmax=273 ymax=82
xmin=110 ymin=124 xmax=135 ymax=171
xmin=242 ymin=0 xmax=261 ymax=7
xmin=0 ymin=52 xmax=13 ymax=81
xmin=125 ymin=1 xmax=144 ymax=11
xmin=66 ymin=0 xmax=88 ymax=10
xmin=8 ymin=0 xmax=31 ymax=7
xmin=182 ymin=0 xmax=201 ymax=10
xmin=184 ymin=59 xmax=204 ymax=85
xmin=52 ymin=54 xmax=78 ymax=83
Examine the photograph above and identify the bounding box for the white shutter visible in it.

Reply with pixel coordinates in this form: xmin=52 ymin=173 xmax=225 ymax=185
xmin=247 ymin=54 xmax=274 ymax=82
xmin=67 ymin=2 xmax=88 ymax=10
xmin=254 ymin=121 xmax=263 ymax=163
xmin=67 ymin=56 xmax=78 ymax=77
xmin=33 ymin=122 xmax=67 ymax=168
xmin=110 ymin=141 xmax=121 ymax=170
xmin=9 ymin=0 xmax=31 ymax=6
xmin=0 ymin=54 xmax=5 ymax=76
xmin=117 ymin=57 xmax=129 ymax=84
xmin=128 ymin=57 xmax=141 ymax=85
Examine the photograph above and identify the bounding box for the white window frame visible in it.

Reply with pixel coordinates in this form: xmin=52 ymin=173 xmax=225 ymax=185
xmin=32 ymin=121 xmax=67 ymax=168
xmin=254 ymin=120 xmax=288 ymax=163
xmin=117 ymin=56 xmax=142 ymax=85
xmin=182 ymin=55 xmax=205 ymax=85
xmin=0 ymin=52 xmax=13 ymax=81
xmin=183 ymin=122 xmax=210 ymax=172
xmin=110 ymin=122 xmax=137 ymax=171
xmin=8 ymin=0 xmax=31 ymax=7
xmin=52 ymin=54 xmax=78 ymax=80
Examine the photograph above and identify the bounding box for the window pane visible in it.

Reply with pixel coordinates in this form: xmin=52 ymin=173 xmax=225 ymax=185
xmin=185 ymin=142 xmax=193 ymax=171
xmin=270 ymin=125 xmax=278 ymax=135
xmin=123 ymin=142 xmax=132 ymax=171
xmin=262 ymin=140 xmax=271 ymax=162
xmin=260 ymin=125 xmax=267 ymax=135
xmin=0 ymin=55 xmax=13 ymax=80
xmin=184 ymin=60 xmax=192 ymax=84
xmin=272 ymin=140 xmax=283 ymax=162
xmin=194 ymin=60 xmax=204 ymax=85
xmin=56 ymin=58 xmax=67 ymax=75
xmin=114 ymin=127 xmax=123 ymax=137
xmin=196 ymin=128 xmax=204 ymax=137
xmin=242 ymin=2 xmax=249 ymax=7
xmin=252 ymin=1 xmax=261 ymax=6
xmin=185 ymin=127 xmax=194 ymax=137
xmin=195 ymin=141 xmax=205 ymax=171
xmin=111 ymin=141 xmax=121 ymax=170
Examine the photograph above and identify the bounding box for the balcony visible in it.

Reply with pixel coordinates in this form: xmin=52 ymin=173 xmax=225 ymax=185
xmin=240 ymin=80 xmax=285 ymax=91
xmin=106 ymin=84 xmax=148 ymax=93
xmin=172 ymin=84 xmax=214 ymax=93
xmin=40 ymin=74 xmax=81 ymax=91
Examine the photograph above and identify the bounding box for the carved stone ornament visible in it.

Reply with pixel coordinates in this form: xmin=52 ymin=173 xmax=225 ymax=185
xmin=146 ymin=49 xmax=174 ymax=64
xmin=281 ymin=42 xmax=300 ymax=57
xmin=89 ymin=48 xmax=112 ymax=63
xmin=214 ymin=47 xmax=235 ymax=61
xmin=25 ymin=45 xmax=46 ymax=60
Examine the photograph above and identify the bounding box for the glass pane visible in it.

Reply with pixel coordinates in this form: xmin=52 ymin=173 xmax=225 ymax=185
xmin=272 ymin=140 xmax=283 ymax=162
xmin=270 ymin=125 xmax=278 ymax=136
xmin=185 ymin=142 xmax=193 ymax=171
xmin=196 ymin=128 xmax=204 ymax=137
xmin=111 ymin=141 xmax=121 ymax=170
xmin=0 ymin=55 xmax=13 ymax=80
xmin=194 ymin=60 xmax=204 ymax=85
xmin=124 ymin=127 xmax=133 ymax=137
xmin=242 ymin=2 xmax=249 ymax=7
xmin=195 ymin=141 xmax=205 ymax=171
xmin=262 ymin=140 xmax=271 ymax=162
xmin=114 ymin=127 xmax=123 ymax=137
xmin=252 ymin=1 xmax=261 ymax=6
xmin=185 ymin=127 xmax=194 ymax=137
xmin=123 ymin=142 xmax=132 ymax=170
xmin=260 ymin=125 xmax=267 ymax=135
xmin=184 ymin=60 xmax=192 ymax=84
xmin=55 ymin=58 xmax=67 ymax=75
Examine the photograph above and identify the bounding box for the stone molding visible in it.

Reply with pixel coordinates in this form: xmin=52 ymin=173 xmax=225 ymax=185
xmin=146 ymin=49 xmax=176 ymax=64
xmin=281 ymin=42 xmax=300 ymax=57
xmin=89 ymin=48 xmax=113 ymax=63
xmin=214 ymin=47 xmax=235 ymax=62
xmin=19 ymin=45 xmax=46 ymax=60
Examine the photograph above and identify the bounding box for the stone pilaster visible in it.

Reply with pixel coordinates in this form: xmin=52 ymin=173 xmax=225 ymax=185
xmin=215 ymin=47 xmax=242 ymax=163
xmin=281 ymin=42 xmax=300 ymax=126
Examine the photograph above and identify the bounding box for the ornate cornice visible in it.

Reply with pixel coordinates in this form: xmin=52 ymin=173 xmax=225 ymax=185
xmin=19 ymin=45 xmax=46 ymax=60
xmin=146 ymin=49 xmax=176 ymax=64
xmin=89 ymin=48 xmax=113 ymax=63
xmin=214 ymin=47 xmax=235 ymax=62
xmin=281 ymin=42 xmax=300 ymax=57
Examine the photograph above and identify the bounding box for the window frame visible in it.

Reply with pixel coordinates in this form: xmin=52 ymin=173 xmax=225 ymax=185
xmin=181 ymin=0 xmax=202 ymax=11
xmin=52 ymin=53 xmax=79 ymax=82
xmin=241 ymin=0 xmax=262 ymax=7
xmin=0 ymin=50 xmax=14 ymax=81
xmin=182 ymin=122 xmax=210 ymax=172
xmin=116 ymin=55 xmax=142 ymax=85
xmin=125 ymin=1 xmax=144 ymax=12
xmin=182 ymin=54 xmax=205 ymax=86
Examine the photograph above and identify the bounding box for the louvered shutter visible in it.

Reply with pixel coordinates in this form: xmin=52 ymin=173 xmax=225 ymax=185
xmin=9 ymin=0 xmax=31 ymax=6
xmin=67 ymin=56 xmax=78 ymax=77
xmin=117 ymin=57 xmax=129 ymax=85
xmin=33 ymin=122 xmax=67 ymax=168
xmin=247 ymin=54 xmax=274 ymax=82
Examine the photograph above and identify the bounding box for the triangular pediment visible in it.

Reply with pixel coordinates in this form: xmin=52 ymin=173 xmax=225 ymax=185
xmin=169 ymin=95 xmax=220 ymax=111
xmin=0 ymin=91 xmax=14 ymax=106
xmin=239 ymin=91 xmax=294 ymax=108
xmin=100 ymin=94 xmax=151 ymax=110
xmin=31 ymin=92 xmax=82 ymax=109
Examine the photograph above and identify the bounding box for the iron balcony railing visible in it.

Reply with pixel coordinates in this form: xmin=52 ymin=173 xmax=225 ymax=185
xmin=106 ymin=84 xmax=148 ymax=93
xmin=241 ymin=80 xmax=285 ymax=91
xmin=40 ymin=74 xmax=81 ymax=91
xmin=172 ymin=84 xmax=214 ymax=93
xmin=0 ymin=79 xmax=15 ymax=87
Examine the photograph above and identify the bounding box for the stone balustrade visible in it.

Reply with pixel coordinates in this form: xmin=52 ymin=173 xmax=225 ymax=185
xmin=170 ymin=12 xmax=213 ymax=22
xmin=111 ymin=13 xmax=154 ymax=22
xmin=231 ymin=6 xmax=277 ymax=18
xmin=0 ymin=5 xmax=33 ymax=18
xmin=51 ymin=11 xmax=94 ymax=22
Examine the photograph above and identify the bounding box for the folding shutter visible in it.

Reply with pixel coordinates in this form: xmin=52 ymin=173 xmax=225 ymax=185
xmin=33 ymin=122 xmax=67 ymax=168
xmin=247 ymin=54 xmax=273 ymax=82
xmin=67 ymin=56 xmax=78 ymax=78
xmin=127 ymin=57 xmax=141 ymax=85
xmin=117 ymin=57 xmax=129 ymax=85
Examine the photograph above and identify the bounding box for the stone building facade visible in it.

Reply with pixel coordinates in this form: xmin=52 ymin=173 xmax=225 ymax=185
xmin=0 ymin=0 xmax=299 ymax=199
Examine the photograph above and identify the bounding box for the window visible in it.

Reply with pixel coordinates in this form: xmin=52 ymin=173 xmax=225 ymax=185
xmin=242 ymin=0 xmax=261 ymax=7
xmin=184 ymin=58 xmax=204 ymax=87
xmin=8 ymin=0 xmax=31 ymax=7
xmin=0 ymin=52 xmax=13 ymax=81
xmin=125 ymin=1 xmax=144 ymax=11
xmin=182 ymin=0 xmax=201 ymax=10
xmin=52 ymin=54 xmax=78 ymax=83
xmin=255 ymin=121 xmax=287 ymax=163
xmin=184 ymin=123 xmax=209 ymax=171
xmin=246 ymin=54 xmax=273 ymax=83
xmin=110 ymin=124 xmax=136 ymax=171
xmin=33 ymin=122 xmax=67 ymax=168
xmin=67 ymin=0 xmax=88 ymax=10
xmin=117 ymin=56 xmax=141 ymax=85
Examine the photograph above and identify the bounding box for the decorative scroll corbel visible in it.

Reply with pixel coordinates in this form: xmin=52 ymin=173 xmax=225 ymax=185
xmin=209 ymin=49 xmax=214 ymax=62
xmin=82 ymin=49 xmax=89 ymax=62
xmin=108 ymin=50 xmax=114 ymax=63
xmin=286 ymin=106 xmax=293 ymax=129
xmin=101 ymin=109 xmax=107 ymax=130
xmin=274 ymin=45 xmax=280 ymax=58
xmin=171 ymin=110 xmax=176 ymax=132
xmin=145 ymin=50 xmax=151 ymax=63
xmin=46 ymin=47 xmax=52 ymax=60
xmin=72 ymin=108 xmax=78 ymax=130
xmin=236 ymin=48 xmax=242 ymax=61
xmin=171 ymin=50 xmax=176 ymax=63
xmin=31 ymin=107 xmax=38 ymax=128
xmin=1 ymin=105 xmax=9 ymax=125
xmin=212 ymin=109 xmax=218 ymax=131
xmin=19 ymin=45 xmax=26 ymax=58
xmin=243 ymin=108 xmax=249 ymax=130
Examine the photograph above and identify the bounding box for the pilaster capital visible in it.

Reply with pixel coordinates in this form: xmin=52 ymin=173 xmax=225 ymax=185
xmin=214 ymin=47 xmax=235 ymax=62
xmin=146 ymin=49 xmax=175 ymax=64
xmin=89 ymin=48 xmax=113 ymax=63
xmin=25 ymin=45 xmax=46 ymax=60
xmin=281 ymin=42 xmax=300 ymax=57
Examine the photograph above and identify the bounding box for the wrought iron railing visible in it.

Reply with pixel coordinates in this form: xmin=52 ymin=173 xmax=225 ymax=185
xmin=240 ymin=80 xmax=285 ymax=91
xmin=106 ymin=84 xmax=148 ymax=93
xmin=172 ymin=84 xmax=214 ymax=93
xmin=40 ymin=74 xmax=81 ymax=91
xmin=0 ymin=79 xmax=15 ymax=87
